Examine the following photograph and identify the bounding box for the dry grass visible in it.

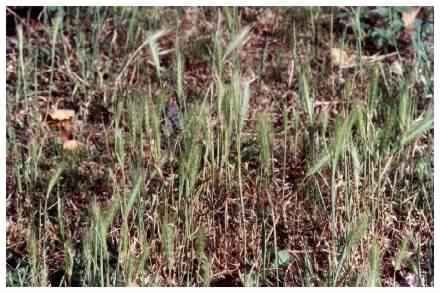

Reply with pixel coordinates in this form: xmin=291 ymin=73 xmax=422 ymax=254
xmin=6 ymin=7 xmax=433 ymax=287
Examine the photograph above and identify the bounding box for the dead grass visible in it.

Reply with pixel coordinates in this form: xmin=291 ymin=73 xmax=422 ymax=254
xmin=6 ymin=7 xmax=433 ymax=287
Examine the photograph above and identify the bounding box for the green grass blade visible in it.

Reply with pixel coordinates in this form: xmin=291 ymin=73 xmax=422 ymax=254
xmin=148 ymin=30 xmax=169 ymax=81
xmin=163 ymin=223 xmax=176 ymax=270
xmin=333 ymin=213 xmax=369 ymax=285
xmin=367 ymin=240 xmax=381 ymax=286
xmin=239 ymin=80 xmax=251 ymax=131
xmin=306 ymin=152 xmax=331 ymax=177
xmin=127 ymin=172 xmax=143 ymax=212
xmin=46 ymin=164 xmax=65 ymax=199
xmin=299 ymin=68 xmax=314 ymax=125
xmin=401 ymin=111 xmax=433 ymax=146
xmin=223 ymin=25 xmax=252 ymax=61
xmin=393 ymin=238 xmax=409 ymax=271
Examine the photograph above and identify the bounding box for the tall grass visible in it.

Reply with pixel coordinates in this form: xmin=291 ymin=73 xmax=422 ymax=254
xmin=6 ymin=7 xmax=433 ymax=287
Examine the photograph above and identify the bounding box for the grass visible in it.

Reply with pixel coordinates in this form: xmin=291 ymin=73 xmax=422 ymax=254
xmin=6 ymin=6 xmax=433 ymax=287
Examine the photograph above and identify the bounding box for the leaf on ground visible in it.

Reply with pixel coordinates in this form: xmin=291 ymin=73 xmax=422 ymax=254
xmin=273 ymin=249 xmax=291 ymax=268
xmin=404 ymin=273 xmax=418 ymax=287
xmin=61 ymin=120 xmax=74 ymax=133
xmin=390 ymin=60 xmax=403 ymax=76
xmin=48 ymin=109 xmax=75 ymax=121
xmin=401 ymin=7 xmax=422 ymax=32
xmin=63 ymin=139 xmax=84 ymax=151
xmin=330 ymin=47 xmax=354 ymax=67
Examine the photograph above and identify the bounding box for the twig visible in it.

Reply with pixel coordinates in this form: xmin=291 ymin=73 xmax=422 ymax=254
xmin=340 ymin=52 xmax=398 ymax=69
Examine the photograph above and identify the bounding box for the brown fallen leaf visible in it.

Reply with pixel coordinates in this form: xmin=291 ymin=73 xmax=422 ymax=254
xmin=331 ymin=47 xmax=398 ymax=69
xmin=390 ymin=60 xmax=403 ymax=76
xmin=59 ymin=128 xmax=73 ymax=143
xmin=61 ymin=120 xmax=74 ymax=133
xmin=401 ymin=7 xmax=422 ymax=32
xmin=48 ymin=109 xmax=75 ymax=121
xmin=47 ymin=109 xmax=76 ymax=143
xmin=63 ymin=139 xmax=84 ymax=151
xmin=330 ymin=47 xmax=354 ymax=68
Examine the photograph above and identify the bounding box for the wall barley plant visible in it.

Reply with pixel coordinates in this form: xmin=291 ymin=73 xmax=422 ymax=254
xmin=6 ymin=7 xmax=433 ymax=287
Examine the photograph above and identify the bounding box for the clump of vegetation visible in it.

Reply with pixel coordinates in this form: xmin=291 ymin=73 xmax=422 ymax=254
xmin=6 ymin=6 xmax=433 ymax=287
